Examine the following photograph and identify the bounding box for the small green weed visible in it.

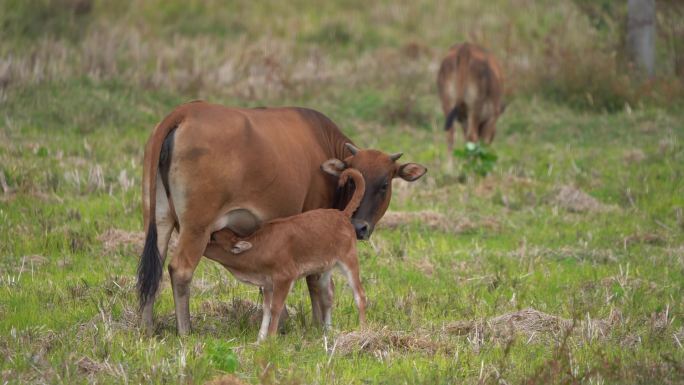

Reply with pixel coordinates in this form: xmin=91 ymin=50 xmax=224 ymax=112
xmin=453 ymin=142 xmax=498 ymax=177
xmin=206 ymin=340 xmax=238 ymax=373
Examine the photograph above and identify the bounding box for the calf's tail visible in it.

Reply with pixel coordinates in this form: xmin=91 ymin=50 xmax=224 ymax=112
xmin=339 ymin=168 xmax=365 ymax=218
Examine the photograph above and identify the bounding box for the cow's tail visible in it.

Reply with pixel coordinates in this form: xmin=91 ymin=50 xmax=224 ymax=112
xmin=444 ymin=105 xmax=462 ymax=131
xmin=339 ymin=168 xmax=365 ymax=218
xmin=137 ymin=105 xmax=187 ymax=310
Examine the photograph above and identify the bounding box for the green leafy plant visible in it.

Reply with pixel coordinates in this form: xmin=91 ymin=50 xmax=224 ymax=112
xmin=453 ymin=142 xmax=498 ymax=176
xmin=206 ymin=341 xmax=238 ymax=373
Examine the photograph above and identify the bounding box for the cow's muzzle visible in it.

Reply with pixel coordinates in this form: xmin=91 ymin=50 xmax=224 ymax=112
xmin=353 ymin=220 xmax=371 ymax=240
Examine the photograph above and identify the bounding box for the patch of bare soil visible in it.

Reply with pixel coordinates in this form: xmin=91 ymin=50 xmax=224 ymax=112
xmin=205 ymin=374 xmax=249 ymax=385
xmin=551 ymin=185 xmax=615 ymax=213
xmin=333 ymin=328 xmax=444 ymax=358
xmin=377 ymin=210 xmax=500 ymax=234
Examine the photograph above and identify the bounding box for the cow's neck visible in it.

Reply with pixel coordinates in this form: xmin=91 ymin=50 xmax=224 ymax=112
xmin=323 ymin=125 xmax=353 ymax=161
xmin=304 ymin=122 xmax=353 ymax=211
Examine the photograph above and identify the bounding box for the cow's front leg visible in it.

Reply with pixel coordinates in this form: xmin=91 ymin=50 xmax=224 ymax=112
xmin=168 ymin=228 xmax=209 ymax=335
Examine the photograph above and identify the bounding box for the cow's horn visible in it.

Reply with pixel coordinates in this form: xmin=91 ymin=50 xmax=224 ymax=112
xmin=390 ymin=152 xmax=403 ymax=161
xmin=345 ymin=143 xmax=360 ymax=155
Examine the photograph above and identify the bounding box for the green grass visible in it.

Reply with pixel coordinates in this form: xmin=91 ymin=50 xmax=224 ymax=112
xmin=1 ymin=1 xmax=684 ymax=384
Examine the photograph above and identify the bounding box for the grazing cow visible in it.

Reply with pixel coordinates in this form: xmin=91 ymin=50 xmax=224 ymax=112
xmin=204 ymin=165 xmax=368 ymax=341
xmin=437 ymin=43 xmax=505 ymax=153
xmin=138 ymin=101 xmax=427 ymax=335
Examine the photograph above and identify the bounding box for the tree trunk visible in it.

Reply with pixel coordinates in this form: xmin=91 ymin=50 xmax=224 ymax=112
xmin=627 ymin=0 xmax=656 ymax=77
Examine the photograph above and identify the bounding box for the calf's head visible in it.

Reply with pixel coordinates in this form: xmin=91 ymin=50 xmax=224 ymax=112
xmin=321 ymin=143 xmax=427 ymax=240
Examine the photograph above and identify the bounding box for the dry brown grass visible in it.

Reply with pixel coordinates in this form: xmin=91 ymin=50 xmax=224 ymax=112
xmin=622 ymin=232 xmax=666 ymax=247
xmin=377 ymin=210 xmax=500 ymax=234
xmin=97 ymin=228 xmax=178 ymax=255
xmin=200 ymin=298 xmax=293 ymax=331
xmin=623 ymin=148 xmax=647 ymax=164
xmin=333 ymin=327 xmax=444 ymax=358
xmin=444 ymin=308 xmax=618 ymax=346
xmin=378 ymin=210 xmax=451 ymax=231
xmin=201 ymin=299 xmax=262 ymax=328
xmin=551 ymin=185 xmax=615 ymax=213
xmin=97 ymin=228 xmax=144 ymax=254
xmin=22 ymin=255 xmax=49 ymax=266
xmin=75 ymin=355 xmax=129 ymax=380
xmin=205 ymin=374 xmax=250 ymax=385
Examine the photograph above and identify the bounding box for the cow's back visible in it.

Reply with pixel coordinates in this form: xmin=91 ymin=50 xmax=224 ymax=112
xmin=164 ymin=102 xmax=346 ymax=235
xmin=439 ymin=43 xmax=503 ymax=109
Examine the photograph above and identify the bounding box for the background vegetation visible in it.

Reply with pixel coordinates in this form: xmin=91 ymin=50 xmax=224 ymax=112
xmin=1 ymin=0 xmax=683 ymax=383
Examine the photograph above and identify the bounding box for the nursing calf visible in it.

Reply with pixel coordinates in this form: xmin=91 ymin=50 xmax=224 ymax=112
xmin=438 ymin=42 xmax=505 ymax=153
xmin=204 ymin=164 xmax=367 ymax=341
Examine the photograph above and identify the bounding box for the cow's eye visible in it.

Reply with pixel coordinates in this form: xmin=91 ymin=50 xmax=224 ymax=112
xmin=379 ymin=181 xmax=389 ymax=193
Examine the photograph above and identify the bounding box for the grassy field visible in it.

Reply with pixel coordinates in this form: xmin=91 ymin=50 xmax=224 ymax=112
xmin=1 ymin=1 xmax=684 ymax=384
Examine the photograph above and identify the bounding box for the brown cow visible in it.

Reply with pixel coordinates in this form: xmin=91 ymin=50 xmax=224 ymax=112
xmin=138 ymin=101 xmax=427 ymax=335
xmin=437 ymin=43 xmax=505 ymax=153
xmin=204 ymin=165 xmax=368 ymax=341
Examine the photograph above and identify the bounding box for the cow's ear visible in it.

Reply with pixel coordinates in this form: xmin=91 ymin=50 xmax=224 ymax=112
xmin=396 ymin=163 xmax=427 ymax=181
xmin=321 ymin=158 xmax=347 ymax=177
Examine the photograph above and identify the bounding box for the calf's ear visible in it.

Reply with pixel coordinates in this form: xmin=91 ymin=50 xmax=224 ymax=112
xmin=396 ymin=163 xmax=427 ymax=182
xmin=231 ymin=241 xmax=253 ymax=254
xmin=321 ymin=158 xmax=347 ymax=177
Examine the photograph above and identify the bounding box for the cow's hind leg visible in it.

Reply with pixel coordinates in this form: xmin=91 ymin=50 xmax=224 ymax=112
xmin=446 ymin=126 xmax=456 ymax=156
xmin=140 ymin=178 xmax=175 ymax=333
xmin=168 ymin=227 xmax=209 ymax=335
xmin=140 ymin=219 xmax=174 ymax=332
xmin=465 ymin=109 xmax=480 ymax=144
xmin=479 ymin=117 xmax=497 ymax=145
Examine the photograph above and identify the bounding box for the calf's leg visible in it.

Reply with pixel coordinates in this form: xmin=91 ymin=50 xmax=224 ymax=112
xmin=258 ymin=286 xmax=273 ymax=342
xmin=338 ymin=250 xmax=367 ymax=327
xmin=306 ymin=274 xmax=325 ymax=326
xmin=267 ymin=279 xmax=294 ymax=337
xmin=317 ymin=271 xmax=334 ymax=329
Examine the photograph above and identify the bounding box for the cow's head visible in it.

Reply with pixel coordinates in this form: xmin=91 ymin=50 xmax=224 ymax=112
xmin=321 ymin=143 xmax=427 ymax=240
